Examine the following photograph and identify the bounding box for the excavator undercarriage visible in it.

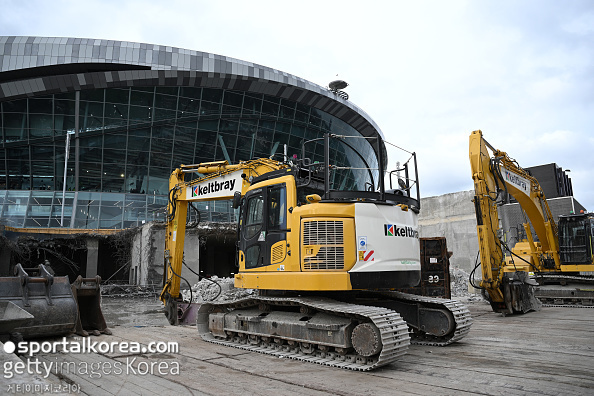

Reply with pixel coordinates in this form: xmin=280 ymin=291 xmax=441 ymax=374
xmin=196 ymin=291 xmax=472 ymax=371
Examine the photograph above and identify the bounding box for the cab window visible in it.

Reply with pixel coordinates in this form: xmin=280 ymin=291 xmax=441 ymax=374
xmin=267 ymin=186 xmax=286 ymax=230
xmin=244 ymin=193 xmax=264 ymax=239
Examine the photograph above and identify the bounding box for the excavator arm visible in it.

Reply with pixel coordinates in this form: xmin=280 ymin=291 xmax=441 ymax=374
xmin=159 ymin=159 xmax=287 ymax=323
xmin=469 ymin=130 xmax=546 ymax=314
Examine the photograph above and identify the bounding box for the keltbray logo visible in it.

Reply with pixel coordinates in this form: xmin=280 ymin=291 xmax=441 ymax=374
xmin=192 ymin=179 xmax=236 ymax=197
xmin=384 ymin=224 xmax=419 ymax=238
xmin=501 ymin=167 xmax=530 ymax=196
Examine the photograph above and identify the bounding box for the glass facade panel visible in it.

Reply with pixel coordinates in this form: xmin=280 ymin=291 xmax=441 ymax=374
xmin=123 ymin=194 xmax=147 ymax=228
xmin=243 ymin=94 xmax=262 ymax=116
xmin=3 ymin=99 xmax=28 ymax=114
xmin=4 ymin=190 xmax=29 ymax=216
xmin=102 ymin=177 xmax=125 ymax=193
xmin=30 ymin=113 xmax=53 ymax=137
xmin=172 ymin=128 xmax=195 ymax=165
xmin=28 ymin=98 xmax=52 ymax=114
xmin=149 ymin=147 xmax=172 ymax=169
xmin=178 ymin=97 xmax=200 ymax=120
xmin=98 ymin=193 xmax=124 ymax=229
xmin=54 ymin=99 xmax=76 ymax=136
xmin=26 ymin=190 xmax=53 ymax=227
xmin=73 ymin=192 xmax=100 ymax=228
xmin=262 ymin=98 xmax=279 ymax=118
xmin=4 ymin=111 xmax=27 ymax=142
xmin=79 ymin=145 xmax=102 ymax=163
xmin=80 ymin=89 xmax=105 ymax=102
xmin=1 ymin=84 xmax=381 ymax=228
xmin=129 ymin=105 xmax=152 ymax=124
xmin=154 ymin=94 xmax=177 ymax=110
xmin=179 ymin=87 xmax=201 ymax=100
xmin=147 ymin=170 xmax=169 ymax=196
xmin=105 ymin=88 xmax=130 ymax=105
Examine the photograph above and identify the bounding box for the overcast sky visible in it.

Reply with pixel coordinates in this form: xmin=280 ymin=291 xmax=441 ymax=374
xmin=2 ymin=0 xmax=593 ymax=210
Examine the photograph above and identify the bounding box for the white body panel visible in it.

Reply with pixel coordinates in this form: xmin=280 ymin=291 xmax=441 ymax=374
xmin=350 ymin=203 xmax=421 ymax=273
xmin=185 ymin=171 xmax=243 ymax=201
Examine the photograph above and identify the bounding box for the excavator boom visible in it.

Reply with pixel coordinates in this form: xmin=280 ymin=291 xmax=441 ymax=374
xmin=160 ymin=158 xmax=288 ymax=309
xmin=469 ymin=130 xmax=544 ymax=314
xmin=469 ymin=129 xmax=594 ymax=314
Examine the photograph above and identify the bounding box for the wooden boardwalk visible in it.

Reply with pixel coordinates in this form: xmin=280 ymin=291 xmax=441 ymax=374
xmin=2 ymin=300 xmax=593 ymax=395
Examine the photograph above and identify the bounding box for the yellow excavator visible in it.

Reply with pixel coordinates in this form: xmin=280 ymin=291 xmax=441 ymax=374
xmin=469 ymin=130 xmax=594 ymax=314
xmin=161 ymin=133 xmax=472 ymax=370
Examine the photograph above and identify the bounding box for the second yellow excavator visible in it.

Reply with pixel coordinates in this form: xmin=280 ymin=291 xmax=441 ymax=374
xmin=469 ymin=130 xmax=594 ymax=314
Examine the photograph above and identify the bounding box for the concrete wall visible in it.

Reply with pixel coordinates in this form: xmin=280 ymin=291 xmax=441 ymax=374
xmin=418 ymin=190 xmax=479 ymax=273
xmin=130 ymin=222 xmax=200 ymax=287
xmin=85 ymin=238 xmax=99 ymax=277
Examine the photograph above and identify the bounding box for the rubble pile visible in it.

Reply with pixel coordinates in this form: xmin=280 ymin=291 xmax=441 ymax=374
xmin=181 ymin=276 xmax=256 ymax=303
xmin=451 ymin=266 xmax=485 ymax=302
xmin=101 ymin=284 xmax=158 ymax=297
xmin=450 ymin=267 xmax=472 ymax=297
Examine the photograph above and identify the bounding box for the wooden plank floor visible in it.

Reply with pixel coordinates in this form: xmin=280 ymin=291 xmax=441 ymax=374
xmin=2 ymin=299 xmax=593 ymax=395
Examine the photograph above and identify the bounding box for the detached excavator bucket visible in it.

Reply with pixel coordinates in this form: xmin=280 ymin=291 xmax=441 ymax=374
xmin=71 ymin=276 xmax=111 ymax=336
xmin=0 ymin=264 xmax=78 ymax=339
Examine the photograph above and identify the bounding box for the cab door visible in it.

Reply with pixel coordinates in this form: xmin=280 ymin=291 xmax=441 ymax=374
xmin=239 ymin=183 xmax=287 ymax=269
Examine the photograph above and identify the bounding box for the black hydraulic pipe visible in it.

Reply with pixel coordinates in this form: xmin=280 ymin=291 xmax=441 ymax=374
xmin=324 ymin=133 xmax=330 ymax=199
xmin=413 ymin=153 xmax=420 ymax=210
xmin=377 ymin=137 xmax=385 ymax=201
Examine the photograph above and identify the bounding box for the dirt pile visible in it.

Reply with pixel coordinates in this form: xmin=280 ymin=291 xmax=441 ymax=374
xmin=181 ymin=276 xmax=255 ymax=303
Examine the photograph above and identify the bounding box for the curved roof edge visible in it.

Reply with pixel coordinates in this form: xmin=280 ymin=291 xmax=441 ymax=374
xmin=0 ymin=36 xmax=384 ymax=142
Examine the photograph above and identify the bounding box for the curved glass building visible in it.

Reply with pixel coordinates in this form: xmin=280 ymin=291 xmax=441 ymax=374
xmin=0 ymin=36 xmax=386 ymax=229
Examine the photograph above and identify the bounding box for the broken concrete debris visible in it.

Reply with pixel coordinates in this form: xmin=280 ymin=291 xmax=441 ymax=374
xmin=451 ymin=266 xmax=485 ymax=302
xmin=181 ymin=276 xmax=256 ymax=303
